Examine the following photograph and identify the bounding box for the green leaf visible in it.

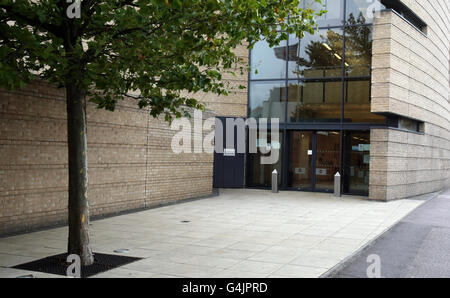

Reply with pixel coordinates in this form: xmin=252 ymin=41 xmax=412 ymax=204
xmin=0 ymin=0 xmax=321 ymax=121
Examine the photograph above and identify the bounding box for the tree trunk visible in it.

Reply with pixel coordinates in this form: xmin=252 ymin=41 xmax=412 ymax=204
xmin=66 ymin=83 xmax=94 ymax=266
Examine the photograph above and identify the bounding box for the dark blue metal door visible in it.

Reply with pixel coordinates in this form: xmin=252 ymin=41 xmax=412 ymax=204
xmin=213 ymin=117 xmax=245 ymax=188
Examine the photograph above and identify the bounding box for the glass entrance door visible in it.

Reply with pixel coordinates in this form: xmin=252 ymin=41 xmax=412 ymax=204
xmin=288 ymin=131 xmax=340 ymax=192
xmin=288 ymin=131 xmax=313 ymax=190
xmin=286 ymin=130 xmax=372 ymax=195
xmin=315 ymin=131 xmax=341 ymax=192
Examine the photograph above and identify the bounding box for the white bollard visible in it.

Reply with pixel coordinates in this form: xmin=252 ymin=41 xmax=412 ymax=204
xmin=272 ymin=170 xmax=278 ymax=193
xmin=334 ymin=172 xmax=342 ymax=197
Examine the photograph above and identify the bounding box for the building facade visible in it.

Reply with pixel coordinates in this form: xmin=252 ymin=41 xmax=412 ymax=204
xmin=0 ymin=0 xmax=449 ymax=235
xmin=0 ymin=81 xmax=217 ymax=235
xmin=240 ymin=0 xmax=450 ymax=200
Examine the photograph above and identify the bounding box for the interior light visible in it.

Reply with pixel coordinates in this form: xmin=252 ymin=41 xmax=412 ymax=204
xmin=322 ymin=43 xmax=332 ymax=51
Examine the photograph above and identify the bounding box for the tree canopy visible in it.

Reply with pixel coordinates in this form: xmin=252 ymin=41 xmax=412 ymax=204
xmin=0 ymin=0 xmax=323 ymax=120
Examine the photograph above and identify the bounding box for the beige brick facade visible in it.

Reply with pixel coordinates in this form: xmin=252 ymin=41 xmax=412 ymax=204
xmin=0 ymin=43 xmax=248 ymax=235
xmin=196 ymin=44 xmax=249 ymax=118
xmin=370 ymin=0 xmax=450 ymax=201
xmin=0 ymin=80 xmax=217 ymax=235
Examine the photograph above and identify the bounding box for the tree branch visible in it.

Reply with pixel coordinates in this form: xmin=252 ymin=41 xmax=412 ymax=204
xmin=0 ymin=3 xmax=62 ymax=37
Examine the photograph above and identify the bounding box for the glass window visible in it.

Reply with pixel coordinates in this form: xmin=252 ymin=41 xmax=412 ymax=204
xmin=398 ymin=118 xmax=423 ymax=132
xmin=248 ymin=1 xmax=385 ymax=126
xmin=346 ymin=0 xmax=385 ymax=24
xmin=247 ymin=132 xmax=283 ymax=187
xmin=250 ymin=38 xmax=287 ymax=80
xmin=287 ymin=80 xmax=342 ymax=123
xmin=344 ymin=80 xmax=385 ymax=123
xmin=345 ymin=26 xmax=372 ymax=77
xmin=303 ymin=0 xmax=344 ymax=27
xmin=344 ymin=131 xmax=371 ymax=195
xmin=249 ymin=81 xmax=286 ymax=122
xmin=288 ymin=28 xmax=344 ymax=79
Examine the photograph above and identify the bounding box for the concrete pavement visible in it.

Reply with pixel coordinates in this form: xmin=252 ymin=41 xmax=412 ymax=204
xmin=0 ymin=189 xmax=424 ymax=278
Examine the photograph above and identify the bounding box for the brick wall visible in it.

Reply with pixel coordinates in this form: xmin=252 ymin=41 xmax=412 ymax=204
xmin=183 ymin=44 xmax=249 ymax=118
xmin=370 ymin=1 xmax=450 ymax=201
xmin=0 ymin=80 xmax=216 ymax=235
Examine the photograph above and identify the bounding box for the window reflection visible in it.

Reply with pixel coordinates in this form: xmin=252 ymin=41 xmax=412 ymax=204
xmin=247 ymin=132 xmax=283 ymax=187
xmin=250 ymin=38 xmax=287 ymax=80
xmin=302 ymin=0 xmax=344 ymax=27
xmin=398 ymin=117 xmax=423 ymax=132
xmin=248 ymin=0 xmax=387 ymax=125
xmin=346 ymin=0 xmax=385 ymax=24
xmin=288 ymin=29 xmax=344 ymax=79
xmin=344 ymin=80 xmax=385 ymax=123
xmin=249 ymin=81 xmax=286 ymax=122
xmin=288 ymin=81 xmax=342 ymax=122
xmin=345 ymin=24 xmax=373 ymax=77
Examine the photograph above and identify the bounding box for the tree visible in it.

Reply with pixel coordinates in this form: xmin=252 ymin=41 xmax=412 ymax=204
xmin=0 ymin=0 xmax=323 ymax=266
xmin=345 ymin=12 xmax=372 ymax=76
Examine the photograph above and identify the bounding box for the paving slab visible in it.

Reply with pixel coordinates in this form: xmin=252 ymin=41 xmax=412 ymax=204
xmin=0 ymin=189 xmax=424 ymax=278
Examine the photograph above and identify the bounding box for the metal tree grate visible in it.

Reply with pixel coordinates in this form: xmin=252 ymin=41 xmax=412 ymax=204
xmin=12 ymin=252 xmax=142 ymax=278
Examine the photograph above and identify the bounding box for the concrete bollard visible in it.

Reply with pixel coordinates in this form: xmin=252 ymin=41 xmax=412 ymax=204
xmin=272 ymin=170 xmax=278 ymax=193
xmin=334 ymin=172 xmax=341 ymax=197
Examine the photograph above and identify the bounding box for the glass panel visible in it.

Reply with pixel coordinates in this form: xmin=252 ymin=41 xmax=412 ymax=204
xmin=250 ymin=38 xmax=287 ymax=79
xmin=288 ymin=131 xmax=313 ymax=189
xmin=304 ymin=0 xmax=344 ymax=27
xmin=249 ymin=81 xmax=286 ymax=122
xmin=287 ymin=80 xmax=342 ymax=123
xmin=315 ymin=131 xmax=341 ymax=191
xmin=288 ymin=28 xmax=344 ymax=79
xmin=344 ymin=80 xmax=385 ymax=123
xmin=247 ymin=132 xmax=283 ymax=187
xmin=345 ymin=26 xmax=372 ymax=77
xmin=344 ymin=131 xmax=370 ymax=195
xmin=346 ymin=0 xmax=385 ymax=25
xmin=399 ymin=118 xmax=419 ymax=132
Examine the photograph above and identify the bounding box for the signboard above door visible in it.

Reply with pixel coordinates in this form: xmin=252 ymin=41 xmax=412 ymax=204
xmin=224 ymin=148 xmax=236 ymax=157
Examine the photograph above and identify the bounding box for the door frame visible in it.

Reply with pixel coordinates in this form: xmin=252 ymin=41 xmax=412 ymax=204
xmin=285 ymin=130 xmax=340 ymax=193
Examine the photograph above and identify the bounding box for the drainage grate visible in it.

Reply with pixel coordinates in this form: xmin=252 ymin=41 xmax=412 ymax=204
xmin=12 ymin=253 xmax=142 ymax=278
